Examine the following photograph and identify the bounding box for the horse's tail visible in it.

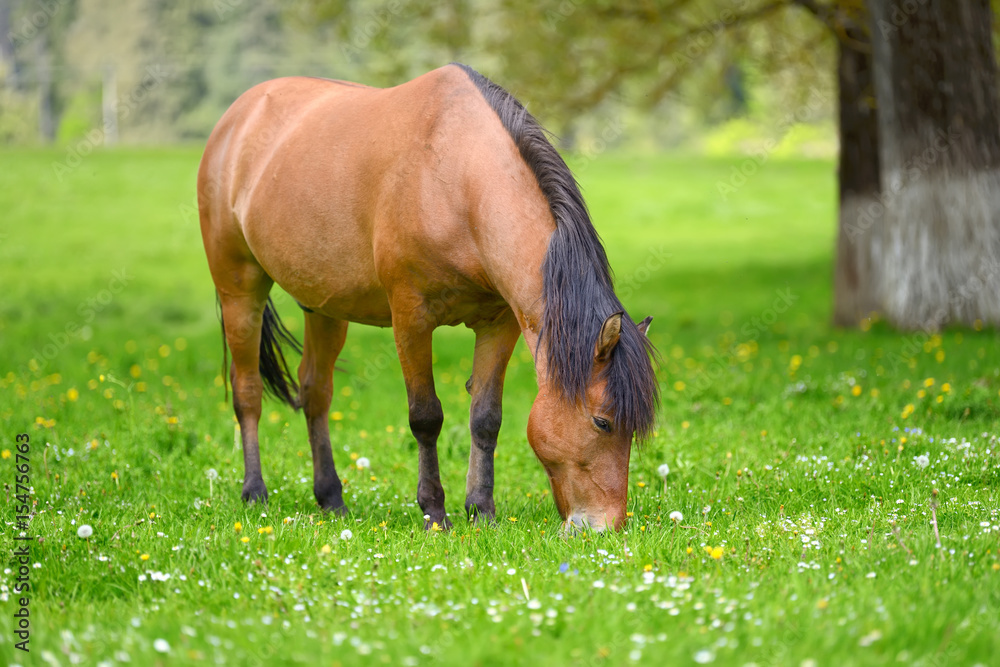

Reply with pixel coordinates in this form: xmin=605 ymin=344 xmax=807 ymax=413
xmin=218 ymin=294 xmax=302 ymax=410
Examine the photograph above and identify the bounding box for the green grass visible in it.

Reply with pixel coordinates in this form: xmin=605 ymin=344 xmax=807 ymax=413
xmin=1 ymin=147 xmax=998 ymax=666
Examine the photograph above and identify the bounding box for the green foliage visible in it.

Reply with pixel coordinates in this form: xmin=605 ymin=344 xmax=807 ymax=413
xmin=3 ymin=0 xmax=840 ymax=146
xmin=1 ymin=149 xmax=998 ymax=665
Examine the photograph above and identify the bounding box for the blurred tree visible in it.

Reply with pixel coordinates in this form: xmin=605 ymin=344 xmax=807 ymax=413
xmin=790 ymin=1 xmax=881 ymax=326
xmin=868 ymin=0 xmax=1000 ymax=329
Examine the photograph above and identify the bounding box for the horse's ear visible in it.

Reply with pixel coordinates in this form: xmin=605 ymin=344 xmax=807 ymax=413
xmin=595 ymin=312 xmax=624 ymax=362
xmin=637 ymin=316 xmax=652 ymax=337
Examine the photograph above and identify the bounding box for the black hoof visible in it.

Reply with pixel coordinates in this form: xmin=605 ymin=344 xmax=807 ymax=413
xmin=242 ymin=479 xmax=268 ymax=504
xmin=314 ymin=479 xmax=345 ymax=515
xmin=465 ymin=499 xmax=496 ymax=525
xmin=319 ymin=501 xmax=348 ymax=516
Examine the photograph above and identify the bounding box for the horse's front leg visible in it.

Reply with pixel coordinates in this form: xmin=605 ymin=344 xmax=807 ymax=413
xmin=391 ymin=302 xmax=450 ymax=530
xmin=465 ymin=313 xmax=521 ymax=523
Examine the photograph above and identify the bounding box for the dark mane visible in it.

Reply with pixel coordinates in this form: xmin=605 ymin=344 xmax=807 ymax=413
xmin=454 ymin=63 xmax=660 ymax=442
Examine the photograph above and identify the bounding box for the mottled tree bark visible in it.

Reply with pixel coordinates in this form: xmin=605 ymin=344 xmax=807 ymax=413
xmin=868 ymin=0 xmax=1000 ymax=329
xmin=832 ymin=24 xmax=881 ymax=326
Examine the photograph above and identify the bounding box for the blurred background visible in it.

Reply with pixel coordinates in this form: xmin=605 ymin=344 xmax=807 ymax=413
xmin=3 ymin=0 xmax=1000 ymax=332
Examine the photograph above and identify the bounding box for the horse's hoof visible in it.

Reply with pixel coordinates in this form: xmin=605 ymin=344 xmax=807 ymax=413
xmin=320 ymin=502 xmax=348 ymax=516
xmin=423 ymin=515 xmax=452 ymax=531
xmin=465 ymin=501 xmax=496 ymax=525
xmin=241 ymin=480 xmax=268 ymax=504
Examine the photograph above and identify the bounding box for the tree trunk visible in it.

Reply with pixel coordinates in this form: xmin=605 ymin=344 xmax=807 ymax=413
xmin=868 ymin=0 xmax=1000 ymax=329
xmin=36 ymin=33 xmax=55 ymax=143
xmin=0 ymin=0 xmax=17 ymax=87
xmin=832 ymin=26 xmax=882 ymax=326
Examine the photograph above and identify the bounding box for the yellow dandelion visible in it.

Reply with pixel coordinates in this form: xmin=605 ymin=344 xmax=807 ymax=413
xmin=870 ymin=388 xmax=880 ymax=398
xmin=637 ymin=481 xmax=646 ymax=488
xmin=136 ymin=382 xmax=147 ymax=392
xmin=283 ymin=517 xmax=292 ymax=525
xmin=320 ymin=544 xmax=332 ymax=554
xmin=149 ymin=512 xmax=156 ymax=519
xmin=508 ymin=517 xmax=517 ymax=523
xmin=140 ymin=554 xmax=150 ymax=561
xmin=87 ymin=379 xmax=98 ymax=390
xmin=643 ymin=564 xmax=653 ymax=572
xmin=923 ymin=377 xmax=935 ymax=387
xmin=941 ymin=383 xmax=951 ymax=393
xmin=67 ymin=388 xmax=79 ymax=401
xmin=681 ymin=421 xmax=690 ymax=429
xmin=1 ymin=450 xmax=10 ymax=459
xmin=158 ymin=344 xmax=171 ymax=358
xmin=817 ymin=598 xmax=829 ymax=610
xmin=431 ymin=522 xmax=442 ymax=531
xmin=234 ymin=522 xmax=242 ymax=533
xmin=686 ymin=547 xmax=693 ymax=554
xmin=789 ymin=354 xmax=802 ymax=371
xmin=166 ymin=416 xmax=179 ymax=425
xmin=901 ymin=404 xmax=915 ymax=419
xmin=673 ymin=380 xmax=686 ymax=392
xmin=900 ymin=437 xmax=907 ymax=445
xmin=710 ymin=547 xmax=724 ymax=560
xmin=89 ymin=440 xmax=99 ymax=450
xmin=851 ymin=385 xmax=862 ymax=397
xmin=385 ymin=425 xmax=395 ymax=433
xmin=331 ymin=411 xmax=344 ymax=421
xmin=130 ymin=364 xmax=142 ymax=379
xmin=917 ymin=389 xmax=926 ymax=399
xmin=240 ymin=536 xmax=249 ymax=544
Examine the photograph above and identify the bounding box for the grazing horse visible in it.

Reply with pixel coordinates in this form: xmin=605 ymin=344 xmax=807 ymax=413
xmin=198 ymin=64 xmax=659 ymax=531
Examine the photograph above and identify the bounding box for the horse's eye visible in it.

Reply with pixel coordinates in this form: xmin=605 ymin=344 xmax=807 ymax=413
xmin=593 ymin=417 xmax=612 ymax=433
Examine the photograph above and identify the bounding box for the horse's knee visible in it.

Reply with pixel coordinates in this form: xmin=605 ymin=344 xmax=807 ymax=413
xmin=470 ymin=399 xmax=502 ymax=449
xmin=409 ymin=397 xmax=443 ymax=442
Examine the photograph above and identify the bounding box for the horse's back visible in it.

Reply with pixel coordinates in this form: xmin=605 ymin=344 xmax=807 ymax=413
xmin=198 ymin=66 xmax=529 ymax=327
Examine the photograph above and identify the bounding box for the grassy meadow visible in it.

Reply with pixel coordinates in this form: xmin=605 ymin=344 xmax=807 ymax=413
xmin=1 ymin=147 xmax=998 ymax=666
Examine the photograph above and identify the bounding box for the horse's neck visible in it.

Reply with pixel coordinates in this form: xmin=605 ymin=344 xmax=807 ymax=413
xmin=481 ymin=219 xmax=553 ymax=384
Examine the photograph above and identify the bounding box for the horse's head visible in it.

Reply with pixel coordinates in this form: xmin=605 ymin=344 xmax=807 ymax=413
xmin=528 ymin=313 xmax=653 ymax=532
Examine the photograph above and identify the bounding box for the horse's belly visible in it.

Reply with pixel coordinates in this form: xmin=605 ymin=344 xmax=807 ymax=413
xmin=253 ymin=240 xmax=393 ymax=326
xmin=308 ymin=286 xmax=393 ymax=327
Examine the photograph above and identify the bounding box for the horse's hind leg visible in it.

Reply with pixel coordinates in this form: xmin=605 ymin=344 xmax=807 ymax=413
xmin=390 ymin=297 xmax=450 ymax=530
xmin=298 ymin=311 xmax=349 ymax=513
xmin=218 ymin=275 xmax=273 ymax=504
xmin=464 ymin=312 xmax=521 ymax=523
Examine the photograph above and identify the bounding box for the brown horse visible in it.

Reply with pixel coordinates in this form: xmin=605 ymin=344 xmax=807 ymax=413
xmin=198 ymin=64 xmax=659 ymax=531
